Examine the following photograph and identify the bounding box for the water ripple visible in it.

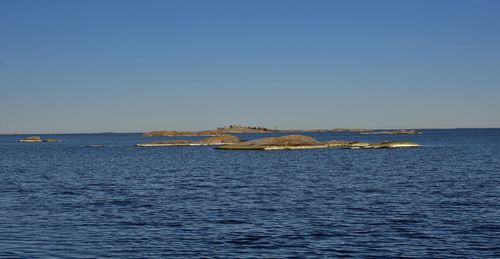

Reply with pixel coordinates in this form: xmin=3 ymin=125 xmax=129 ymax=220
xmin=0 ymin=130 xmax=499 ymax=257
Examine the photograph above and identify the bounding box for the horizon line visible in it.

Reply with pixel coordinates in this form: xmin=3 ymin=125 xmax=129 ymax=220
xmin=1 ymin=126 xmax=500 ymax=135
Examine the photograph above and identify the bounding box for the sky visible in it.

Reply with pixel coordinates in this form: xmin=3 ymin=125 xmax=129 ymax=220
xmin=1 ymin=0 xmax=499 ymax=133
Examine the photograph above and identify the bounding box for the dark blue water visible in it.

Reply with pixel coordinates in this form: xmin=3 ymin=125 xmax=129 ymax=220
xmin=1 ymin=129 xmax=499 ymax=257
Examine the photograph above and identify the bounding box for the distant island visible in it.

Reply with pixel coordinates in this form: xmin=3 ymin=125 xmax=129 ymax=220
xmin=143 ymin=125 xmax=276 ymax=137
xmin=19 ymin=136 xmax=60 ymax=142
xmin=360 ymin=129 xmax=422 ymax=135
xmin=143 ymin=125 xmax=371 ymax=137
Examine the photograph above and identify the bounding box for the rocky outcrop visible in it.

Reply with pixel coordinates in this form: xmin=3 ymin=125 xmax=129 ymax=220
xmin=19 ymin=136 xmax=60 ymax=143
xmin=136 ymin=135 xmax=242 ymax=147
xmin=325 ymin=140 xmax=370 ymax=148
xmin=140 ymin=127 xmax=421 ymax=150
xmin=217 ymin=135 xmax=420 ymax=151
xmin=361 ymin=141 xmax=420 ymax=149
xmin=325 ymin=140 xmax=419 ymax=149
xmin=360 ymin=129 xmax=421 ymax=135
xmin=19 ymin=136 xmax=43 ymax=142
xmin=216 ymin=135 xmax=328 ymax=150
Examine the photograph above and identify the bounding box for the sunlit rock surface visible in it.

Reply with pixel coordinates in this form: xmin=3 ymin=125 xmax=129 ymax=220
xmin=19 ymin=136 xmax=43 ymax=142
xmin=217 ymin=135 xmax=328 ymax=150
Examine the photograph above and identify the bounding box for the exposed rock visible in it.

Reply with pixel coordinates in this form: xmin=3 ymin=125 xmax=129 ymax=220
xmin=349 ymin=142 xmax=372 ymax=148
xmin=325 ymin=140 xmax=365 ymax=148
xmin=217 ymin=136 xmax=419 ymax=150
xmin=19 ymin=136 xmax=61 ymax=142
xmin=217 ymin=135 xmax=327 ymax=150
xmin=361 ymin=141 xmax=420 ymax=149
xmin=139 ymin=129 xmax=421 ymax=150
xmin=325 ymin=140 xmax=419 ymax=149
xmin=19 ymin=136 xmax=43 ymax=142
xmin=136 ymin=135 xmax=242 ymax=147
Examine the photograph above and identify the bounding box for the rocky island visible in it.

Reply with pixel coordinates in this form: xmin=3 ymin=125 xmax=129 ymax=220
xmin=216 ymin=135 xmax=328 ymax=150
xmin=143 ymin=125 xmax=277 ymax=137
xmin=139 ymin=125 xmax=421 ymax=150
xmin=19 ymin=136 xmax=43 ymax=142
xmin=136 ymin=135 xmax=243 ymax=147
xmin=216 ymin=135 xmax=420 ymax=150
xmin=143 ymin=125 xmax=374 ymax=137
xmin=19 ymin=136 xmax=61 ymax=143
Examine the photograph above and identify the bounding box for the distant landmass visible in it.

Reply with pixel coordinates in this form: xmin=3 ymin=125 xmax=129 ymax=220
xmin=143 ymin=125 xmax=373 ymax=137
xmin=360 ymin=129 xmax=422 ymax=135
xmin=143 ymin=125 xmax=276 ymax=137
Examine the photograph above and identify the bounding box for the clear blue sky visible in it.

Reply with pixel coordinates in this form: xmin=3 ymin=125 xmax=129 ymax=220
xmin=1 ymin=0 xmax=499 ymax=133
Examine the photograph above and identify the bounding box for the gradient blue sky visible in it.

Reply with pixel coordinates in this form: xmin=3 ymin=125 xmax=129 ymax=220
xmin=1 ymin=0 xmax=499 ymax=133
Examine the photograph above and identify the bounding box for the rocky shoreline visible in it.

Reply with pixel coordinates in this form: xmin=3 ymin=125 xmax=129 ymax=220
xmin=136 ymin=135 xmax=243 ymax=147
xmin=216 ymin=135 xmax=419 ymax=150
xmin=137 ymin=134 xmax=420 ymax=150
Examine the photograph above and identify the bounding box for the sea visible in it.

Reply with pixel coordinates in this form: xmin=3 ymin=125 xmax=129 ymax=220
xmin=0 ymin=129 xmax=499 ymax=258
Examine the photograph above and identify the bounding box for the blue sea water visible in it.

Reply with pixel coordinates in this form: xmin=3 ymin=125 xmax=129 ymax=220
xmin=0 ymin=129 xmax=499 ymax=258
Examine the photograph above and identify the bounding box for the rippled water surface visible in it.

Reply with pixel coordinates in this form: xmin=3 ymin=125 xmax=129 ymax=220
xmin=1 ymin=129 xmax=499 ymax=257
